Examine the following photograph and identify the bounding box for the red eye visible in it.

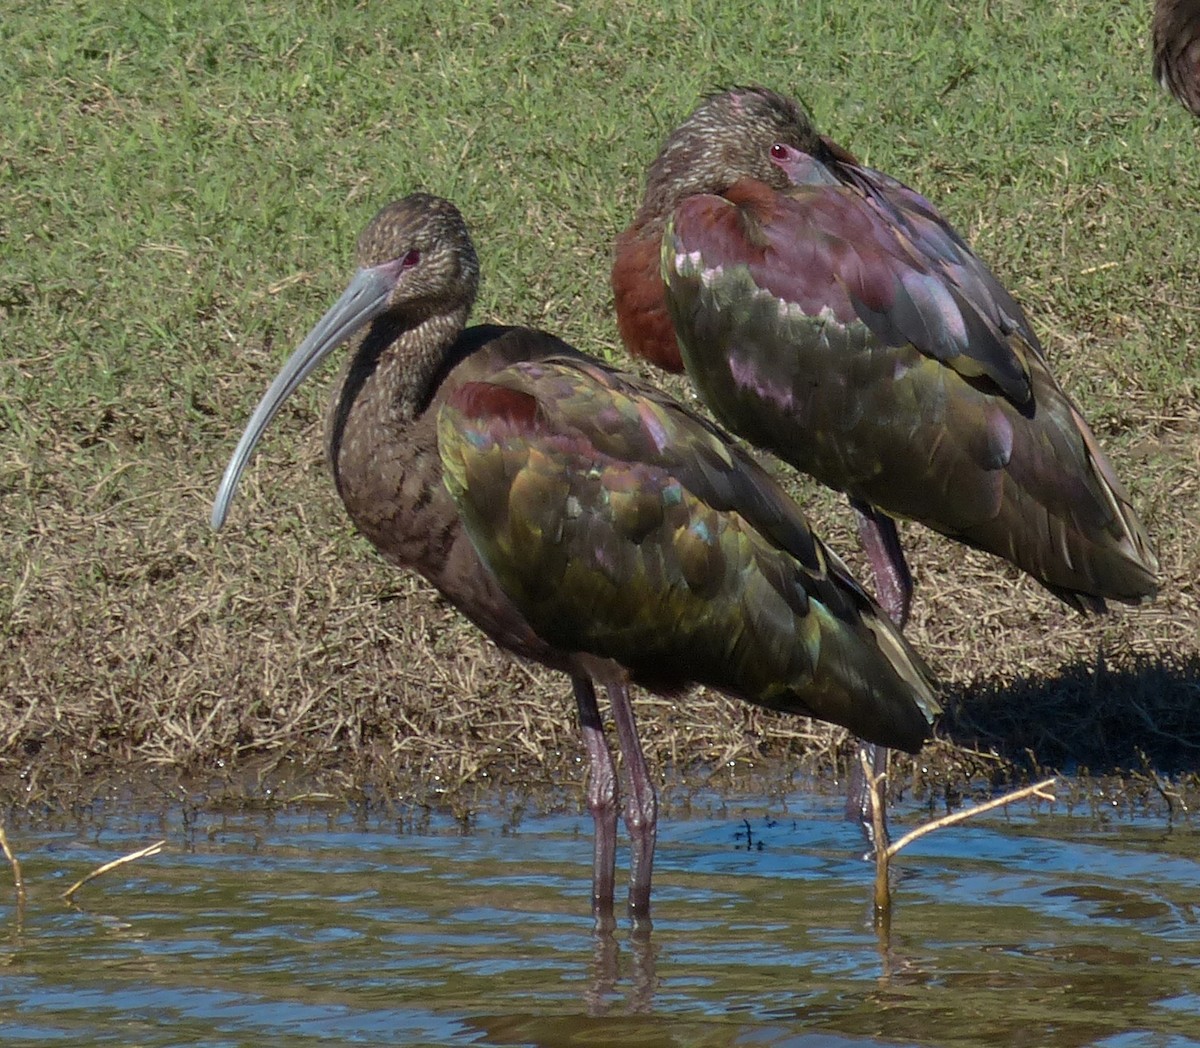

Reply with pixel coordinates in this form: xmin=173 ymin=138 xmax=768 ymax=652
xmin=769 ymin=143 xmax=789 ymax=160
xmin=401 ymin=249 xmax=421 ymax=268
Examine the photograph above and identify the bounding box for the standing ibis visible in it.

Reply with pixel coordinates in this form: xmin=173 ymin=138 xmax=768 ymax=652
xmin=612 ymin=87 xmax=1158 ymax=840
xmin=212 ymin=192 xmax=938 ymax=923
xmin=1154 ymin=0 xmax=1200 ymax=117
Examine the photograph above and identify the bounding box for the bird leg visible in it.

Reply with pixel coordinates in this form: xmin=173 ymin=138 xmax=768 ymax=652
xmin=572 ymin=676 xmax=618 ymax=923
xmin=605 ymin=682 xmax=658 ymax=925
xmin=847 ymin=499 xmax=915 ymax=852
xmin=850 ymin=498 xmax=913 ymax=628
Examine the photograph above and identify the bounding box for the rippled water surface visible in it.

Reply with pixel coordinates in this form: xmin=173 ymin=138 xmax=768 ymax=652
xmin=0 ymin=786 xmax=1197 ymax=1047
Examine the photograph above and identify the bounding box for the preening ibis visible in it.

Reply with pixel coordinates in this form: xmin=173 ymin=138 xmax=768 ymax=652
xmin=1154 ymin=0 xmax=1200 ymax=117
xmin=212 ymin=192 xmax=939 ymax=922
xmin=612 ymin=87 xmax=1158 ymax=839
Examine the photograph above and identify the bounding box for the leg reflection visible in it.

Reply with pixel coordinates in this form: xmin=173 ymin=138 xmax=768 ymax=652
xmin=584 ymin=916 xmax=659 ymax=1016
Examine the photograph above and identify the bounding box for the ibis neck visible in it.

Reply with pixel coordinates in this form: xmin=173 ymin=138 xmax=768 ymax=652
xmin=633 ymin=141 xmax=741 ymax=236
xmin=327 ymin=305 xmax=469 ymax=482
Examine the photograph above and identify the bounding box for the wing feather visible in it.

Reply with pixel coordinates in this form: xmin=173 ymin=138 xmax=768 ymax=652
xmin=437 ymin=356 xmax=940 ymax=750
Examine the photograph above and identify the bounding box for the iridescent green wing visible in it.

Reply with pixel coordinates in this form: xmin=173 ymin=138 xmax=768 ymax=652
xmin=663 ymin=180 xmax=1156 ymax=607
xmin=438 ymin=356 xmax=938 ymax=752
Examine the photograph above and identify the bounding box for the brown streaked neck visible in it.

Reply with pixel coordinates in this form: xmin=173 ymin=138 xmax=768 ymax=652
xmin=327 ymin=304 xmax=470 ymax=489
xmin=626 ymin=164 xmax=709 ymax=244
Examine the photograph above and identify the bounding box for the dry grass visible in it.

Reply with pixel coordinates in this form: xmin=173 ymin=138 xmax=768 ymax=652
xmin=2 ymin=415 xmax=1197 ymax=815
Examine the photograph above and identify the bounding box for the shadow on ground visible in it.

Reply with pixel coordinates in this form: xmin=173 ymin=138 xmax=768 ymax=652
xmin=938 ymin=652 xmax=1200 ymax=775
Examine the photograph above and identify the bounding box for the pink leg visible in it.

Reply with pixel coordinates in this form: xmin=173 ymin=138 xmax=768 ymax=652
xmin=605 ymin=682 xmax=658 ymax=925
xmin=847 ymin=500 xmax=915 ymax=850
xmin=851 ymin=499 xmax=913 ymax=628
xmin=572 ymin=676 xmax=618 ymax=922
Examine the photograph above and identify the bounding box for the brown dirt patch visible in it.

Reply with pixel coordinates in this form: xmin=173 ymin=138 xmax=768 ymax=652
xmin=2 ymin=383 xmax=1197 ymax=819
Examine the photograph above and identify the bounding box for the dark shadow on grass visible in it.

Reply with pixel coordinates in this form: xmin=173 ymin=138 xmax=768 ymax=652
xmin=938 ymin=653 xmax=1200 ymax=775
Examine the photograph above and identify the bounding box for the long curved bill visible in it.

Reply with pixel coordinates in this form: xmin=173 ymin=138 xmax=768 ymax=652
xmin=211 ymin=266 xmax=396 ymax=531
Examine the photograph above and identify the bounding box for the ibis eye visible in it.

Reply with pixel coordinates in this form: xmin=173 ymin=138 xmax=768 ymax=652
xmin=401 ymin=249 xmax=421 ymax=268
xmin=769 ymin=143 xmax=790 ymax=160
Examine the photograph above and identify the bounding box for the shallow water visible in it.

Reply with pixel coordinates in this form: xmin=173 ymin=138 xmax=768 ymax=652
xmin=0 ymin=787 xmax=1197 ymax=1047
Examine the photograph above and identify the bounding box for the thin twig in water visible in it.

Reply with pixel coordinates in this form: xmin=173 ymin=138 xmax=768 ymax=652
xmin=0 ymin=825 xmax=25 ymax=903
xmin=886 ymin=778 xmax=1058 ymax=860
xmin=61 ymin=840 xmax=166 ymax=904
xmin=859 ymin=750 xmax=891 ymax=919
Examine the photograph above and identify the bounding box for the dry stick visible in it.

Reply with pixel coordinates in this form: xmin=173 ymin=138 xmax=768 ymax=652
xmin=61 ymin=840 xmax=166 ymax=904
xmin=858 ymin=751 xmax=891 ymax=918
xmin=0 ymin=825 xmax=26 ymax=903
xmin=886 ymin=777 xmax=1058 ymax=860
xmin=863 ymin=759 xmax=1058 ymax=923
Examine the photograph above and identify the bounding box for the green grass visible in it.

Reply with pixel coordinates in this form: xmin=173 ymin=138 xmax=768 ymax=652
xmin=1 ymin=0 xmax=1197 ymax=802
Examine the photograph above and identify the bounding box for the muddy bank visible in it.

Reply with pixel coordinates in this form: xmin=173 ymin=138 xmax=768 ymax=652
xmin=4 ymin=394 xmax=1197 ymax=821
xmin=4 ymin=647 xmax=1198 ymax=822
